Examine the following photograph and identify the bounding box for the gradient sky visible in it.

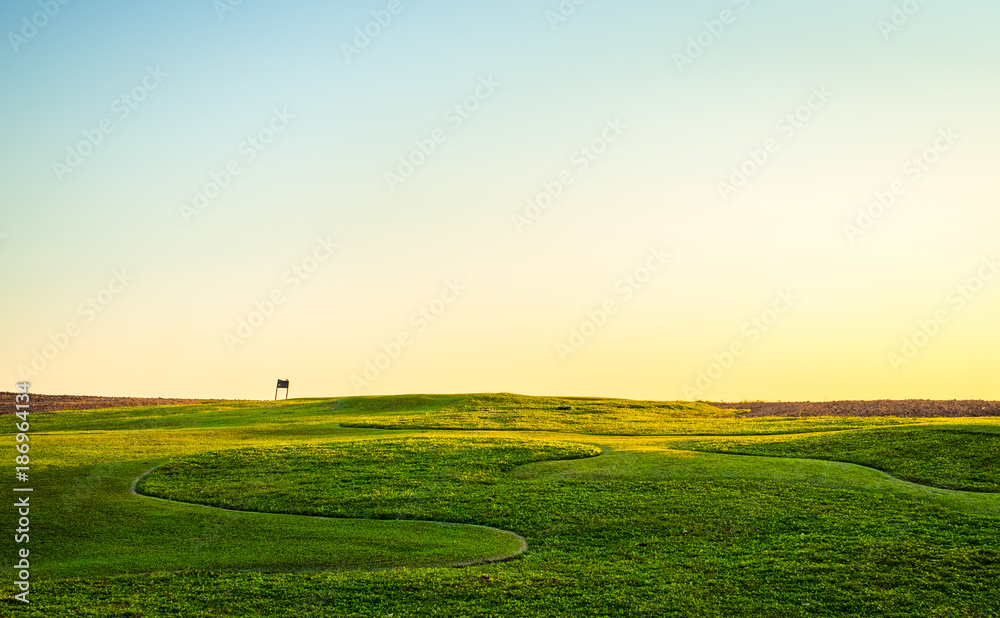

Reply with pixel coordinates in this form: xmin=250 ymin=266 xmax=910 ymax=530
xmin=2 ymin=0 xmax=999 ymax=401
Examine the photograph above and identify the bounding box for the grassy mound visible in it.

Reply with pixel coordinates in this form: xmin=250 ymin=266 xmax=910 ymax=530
xmin=333 ymin=393 xmax=919 ymax=435
xmin=9 ymin=395 xmax=1000 ymax=617
xmin=38 ymin=393 xmax=922 ymax=436
xmin=675 ymin=426 xmax=1000 ymax=492
xmin=137 ymin=437 xmax=602 ymax=522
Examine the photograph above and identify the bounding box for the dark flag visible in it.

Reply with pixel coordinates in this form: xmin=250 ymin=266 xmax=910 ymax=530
xmin=275 ymin=379 xmax=290 ymax=400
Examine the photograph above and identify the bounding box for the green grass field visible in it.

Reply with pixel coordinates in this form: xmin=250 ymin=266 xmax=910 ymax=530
xmin=4 ymin=394 xmax=1000 ymax=617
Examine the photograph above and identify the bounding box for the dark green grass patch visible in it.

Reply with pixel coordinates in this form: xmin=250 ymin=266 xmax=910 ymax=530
xmin=677 ymin=426 xmax=1000 ymax=492
xmin=16 ymin=460 xmax=527 ymax=581
xmin=137 ymin=437 xmax=602 ymax=522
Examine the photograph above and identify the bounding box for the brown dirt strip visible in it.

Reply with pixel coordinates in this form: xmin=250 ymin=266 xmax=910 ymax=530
xmin=0 ymin=392 xmax=205 ymax=414
xmin=710 ymin=400 xmax=1000 ymax=418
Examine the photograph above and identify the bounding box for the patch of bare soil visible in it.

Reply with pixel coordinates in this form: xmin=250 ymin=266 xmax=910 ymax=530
xmin=0 ymin=392 xmax=204 ymax=414
xmin=710 ymin=400 xmax=1000 ymax=417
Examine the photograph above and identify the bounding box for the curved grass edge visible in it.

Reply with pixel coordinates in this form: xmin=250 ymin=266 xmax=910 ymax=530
xmin=670 ymin=425 xmax=1000 ymax=493
xmin=517 ymin=448 xmax=1000 ymax=518
xmin=130 ymin=465 xmax=529 ymax=571
xmin=676 ymin=447 xmax=1000 ymax=494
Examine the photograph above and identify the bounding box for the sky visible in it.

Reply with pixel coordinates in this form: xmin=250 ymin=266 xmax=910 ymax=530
xmin=2 ymin=0 xmax=999 ymax=401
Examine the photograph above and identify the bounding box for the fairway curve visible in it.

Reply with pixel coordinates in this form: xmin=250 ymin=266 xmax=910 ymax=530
xmin=517 ymin=447 xmax=1000 ymax=517
xmin=130 ymin=465 xmax=529 ymax=572
xmin=125 ymin=437 xmax=602 ymax=578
